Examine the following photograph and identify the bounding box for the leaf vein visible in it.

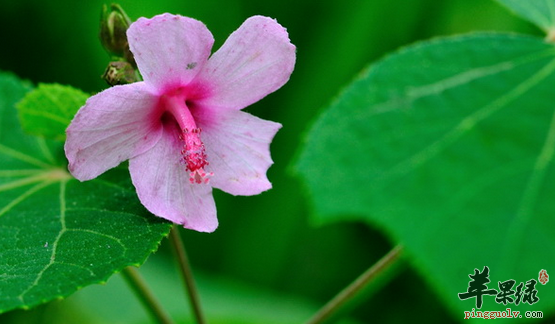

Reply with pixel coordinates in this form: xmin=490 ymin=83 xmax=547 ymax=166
xmin=0 ymin=181 xmax=53 ymax=218
xmin=66 ymin=228 xmax=126 ymax=252
xmin=53 ymin=261 xmax=95 ymax=277
xmin=0 ymin=170 xmax=43 ymax=177
xmin=503 ymin=99 xmax=555 ymax=264
xmin=21 ymin=109 xmax=70 ymax=125
xmin=380 ymin=57 xmax=555 ymax=183
xmin=0 ymin=174 xmax=51 ymax=193
xmin=0 ymin=144 xmax=52 ymax=169
xmin=16 ymin=181 xmax=67 ymax=302
xmin=36 ymin=137 xmax=56 ymax=164
xmin=368 ymin=48 xmax=555 ymax=116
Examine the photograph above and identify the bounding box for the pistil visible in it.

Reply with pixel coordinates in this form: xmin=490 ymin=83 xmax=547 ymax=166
xmin=164 ymin=93 xmax=212 ymax=184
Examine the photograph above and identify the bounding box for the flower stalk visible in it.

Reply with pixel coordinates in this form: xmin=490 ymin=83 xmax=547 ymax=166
xmin=170 ymin=225 xmax=207 ymax=324
xmin=121 ymin=266 xmax=175 ymax=324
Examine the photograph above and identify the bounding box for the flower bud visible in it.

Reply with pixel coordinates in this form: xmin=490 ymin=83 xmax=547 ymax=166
xmin=102 ymin=61 xmax=138 ymax=86
xmin=100 ymin=4 xmax=132 ymax=57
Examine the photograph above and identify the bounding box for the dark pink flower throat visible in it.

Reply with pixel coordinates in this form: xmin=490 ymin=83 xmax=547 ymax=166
xmin=163 ymin=93 xmax=212 ymax=184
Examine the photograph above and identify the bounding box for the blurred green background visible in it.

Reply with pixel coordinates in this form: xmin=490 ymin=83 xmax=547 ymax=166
xmin=0 ymin=0 xmax=543 ymax=323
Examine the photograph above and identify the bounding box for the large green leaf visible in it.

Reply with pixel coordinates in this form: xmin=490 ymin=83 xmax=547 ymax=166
xmin=294 ymin=33 xmax=555 ymax=320
xmin=0 ymin=72 xmax=172 ymax=313
xmin=497 ymin=0 xmax=555 ymax=32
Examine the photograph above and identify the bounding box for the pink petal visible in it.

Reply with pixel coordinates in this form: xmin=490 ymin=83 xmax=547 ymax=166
xmin=129 ymin=124 xmax=218 ymax=232
xmin=65 ymin=82 xmax=162 ymax=181
xmin=127 ymin=14 xmax=214 ymax=91
xmin=196 ymin=16 xmax=296 ymax=110
xmin=199 ymin=110 xmax=281 ymax=196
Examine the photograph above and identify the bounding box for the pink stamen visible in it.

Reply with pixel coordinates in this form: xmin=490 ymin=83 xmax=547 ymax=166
xmin=189 ymin=169 xmax=214 ymax=184
xmin=163 ymin=92 xmax=213 ymax=184
xmin=181 ymin=128 xmax=213 ymax=184
xmin=181 ymin=128 xmax=207 ymax=171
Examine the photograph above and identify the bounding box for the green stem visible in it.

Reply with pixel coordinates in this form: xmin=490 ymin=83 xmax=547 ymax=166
xmin=305 ymin=244 xmax=404 ymax=324
xmin=122 ymin=267 xmax=174 ymax=324
xmin=170 ymin=225 xmax=207 ymax=324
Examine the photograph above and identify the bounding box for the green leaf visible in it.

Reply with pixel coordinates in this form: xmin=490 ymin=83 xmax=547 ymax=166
xmin=294 ymin=33 xmax=555 ymax=318
xmin=0 ymin=72 xmax=172 ymax=313
xmin=16 ymin=83 xmax=89 ymax=141
xmin=497 ymin=0 xmax=555 ymax=32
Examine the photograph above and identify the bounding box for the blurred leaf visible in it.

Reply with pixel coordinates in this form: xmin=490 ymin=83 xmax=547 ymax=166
xmin=0 ymin=72 xmax=171 ymax=313
xmin=497 ymin=0 xmax=555 ymax=32
xmin=294 ymin=33 xmax=555 ymax=319
xmin=16 ymin=83 xmax=88 ymax=141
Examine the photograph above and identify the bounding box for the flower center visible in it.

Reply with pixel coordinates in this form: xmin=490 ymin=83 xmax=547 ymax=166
xmin=164 ymin=93 xmax=213 ymax=184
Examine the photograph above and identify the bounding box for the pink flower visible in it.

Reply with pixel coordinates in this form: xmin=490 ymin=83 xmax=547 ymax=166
xmin=64 ymin=14 xmax=296 ymax=232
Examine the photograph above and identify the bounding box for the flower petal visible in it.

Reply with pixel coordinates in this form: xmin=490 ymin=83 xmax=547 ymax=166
xmin=65 ymin=82 xmax=162 ymax=181
xmin=199 ymin=110 xmax=281 ymax=195
xmin=196 ymin=15 xmax=296 ymax=110
xmin=127 ymin=13 xmax=214 ymax=91
xmin=129 ymin=125 xmax=218 ymax=232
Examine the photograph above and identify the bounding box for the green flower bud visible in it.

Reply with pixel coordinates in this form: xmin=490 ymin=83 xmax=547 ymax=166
xmin=102 ymin=61 xmax=138 ymax=86
xmin=100 ymin=4 xmax=132 ymax=57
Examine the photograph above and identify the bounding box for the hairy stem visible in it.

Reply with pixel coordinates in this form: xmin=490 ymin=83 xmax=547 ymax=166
xmin=170 ymin=225 xmax=207 ymax=324
xmin=305 ymin=244 xmax=404 ymax=324
xmin=122 ymin=266 xmax=174 ymax=324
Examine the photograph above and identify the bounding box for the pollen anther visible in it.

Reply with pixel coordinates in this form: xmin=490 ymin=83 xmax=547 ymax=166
xmin=180 ymin=127 xmax=212 ymax=184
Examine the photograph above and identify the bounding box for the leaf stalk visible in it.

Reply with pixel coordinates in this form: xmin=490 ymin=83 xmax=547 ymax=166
xmin=305 ymin=244 xmax=404 ymax=324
